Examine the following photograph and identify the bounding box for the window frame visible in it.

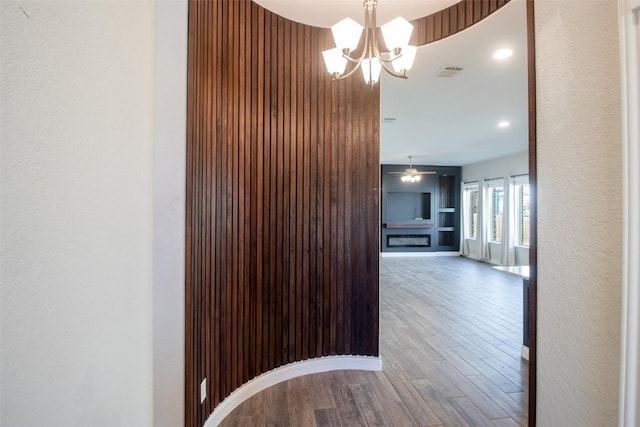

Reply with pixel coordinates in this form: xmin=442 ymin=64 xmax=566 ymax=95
xmin=486 ymin=179 xmax=504 ymax=244
xmin=463 ymin=183 xmax=479 ymax=240
xmin=515 ymin=179 xmax=530 ymax=247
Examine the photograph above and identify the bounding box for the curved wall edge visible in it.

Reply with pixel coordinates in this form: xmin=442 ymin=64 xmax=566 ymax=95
xmin=205 ymin=356 xmax=383 ymax=426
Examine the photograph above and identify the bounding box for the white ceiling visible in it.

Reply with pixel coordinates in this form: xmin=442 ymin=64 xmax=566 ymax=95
xmin=253 ymin=0 xmax=529 ymax=166
xmin=380 ymin=0 xmax=528 ymax=165
xmin=253 ymin=0 xmax=460 ymax=28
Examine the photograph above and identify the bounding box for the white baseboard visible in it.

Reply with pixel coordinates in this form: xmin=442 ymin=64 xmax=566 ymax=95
xmin=204 ymin=355 xmax=382 ymax=426
xmin=380 ymin=251 xmax=460 ymax=258
xmin=521 ymin=345 xmax=529 ymax=361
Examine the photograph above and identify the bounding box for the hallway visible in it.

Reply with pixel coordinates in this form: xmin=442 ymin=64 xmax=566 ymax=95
xmin=220 ymin=256 xmax=528 ymax=426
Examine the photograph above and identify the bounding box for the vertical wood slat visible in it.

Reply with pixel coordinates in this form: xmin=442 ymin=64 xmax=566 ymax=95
xmin=297 ymin=32 xmax=305 ymax=354
xmin=250 ymin=0 xmax=261 ymax=381
xmin=275 ymin=11 xmax=284 ymax=371
xmin=243 ymin=0 xmax=252 ymax=387
xmin=185 ymin=1 xmax=514 ymax=426
xmin=204 ymin=0 xmax=212 ymax=417
xmin=262 ymin=8 xmax=272 ymax=376
xmin=268 ymin=8 xmax=277 ymax=374
xmin=222 ymin=0 xmax=231 ymax=400
xmin=466 ymin=0 xmax=474 ymax=27
xmin=426 ymin=15 xmax=435 ymax=44
xmin=442 ymin=8 xmax=450 ymax=38
xmin=474 ymin=0 xmax=483 ymax=22
xmin=457 ymin=2 xmax=466 ymax=32
xmin=449 ymin=5 xmax=458 ymax=35
xmin=306 ymin=27 xmax=315 ymax=359
xmin=322 ymin=28 xmax=332 ymax=358
xmin=433 ymin=11 xmax=442 ymax=41
xmin=482 ymin=0 xmax=491 ymax=18
xmin=317 ymin=28 xmax=327 ymax=358
xmin=231 ymin=0 xmax=239 ymax=396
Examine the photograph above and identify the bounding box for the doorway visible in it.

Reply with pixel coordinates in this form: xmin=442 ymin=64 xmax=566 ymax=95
xmin=378 ymin=0 xmax=536 ymax=424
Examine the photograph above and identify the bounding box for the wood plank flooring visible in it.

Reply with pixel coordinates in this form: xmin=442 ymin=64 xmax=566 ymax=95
xmin=219 ymin=256 xmax=528 ymax=426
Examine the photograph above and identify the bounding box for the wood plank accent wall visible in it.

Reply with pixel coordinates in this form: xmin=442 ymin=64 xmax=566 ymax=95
xmin=185 ymin=1 xmax=513 ymax=426
xmin=409 ymin=0 xmax=510 ymax=45
xmin=185 ymin=1 xmax=380 ymax=426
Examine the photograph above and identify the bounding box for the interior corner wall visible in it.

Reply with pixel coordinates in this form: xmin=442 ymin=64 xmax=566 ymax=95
xmin=0 ymin=1 xmax=155 ymax=426
xmin=185 ymin=1 xmax=380 ymax=425
xmin=154 ymin=0 xmax=188 ymax=426
xmin=535 ymin=1 xmax=623 ymax=425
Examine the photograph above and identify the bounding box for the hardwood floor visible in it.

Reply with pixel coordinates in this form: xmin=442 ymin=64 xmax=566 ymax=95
xmin=219 ymin=256 xmax=528 ymax=426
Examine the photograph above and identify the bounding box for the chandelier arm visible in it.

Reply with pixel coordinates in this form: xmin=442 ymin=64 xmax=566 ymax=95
xmin=368 ymin=3 xmax=406 ymax=80
xmin=342 ymin=53 xmax=365 ymax=64
xmin=378 ymin=57 xmax=408 ymax=79
xmin=378 ymin=51 xmax=402 ymax=64
xmin=330 ymin=61 xmax=365 ymax=80
xmin=371 ymin=46 xmax=407 ymax=78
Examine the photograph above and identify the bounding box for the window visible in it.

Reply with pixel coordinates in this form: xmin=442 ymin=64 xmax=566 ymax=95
xmin=486 ymin=179 xmax=504 ymax=243
xmin=463 ymin=183 xmax=478 ymax=239
xmin=490 ymin=187 xmax=504 ymax=242
xmin=515 ymin=176 xmax=530 ymax=247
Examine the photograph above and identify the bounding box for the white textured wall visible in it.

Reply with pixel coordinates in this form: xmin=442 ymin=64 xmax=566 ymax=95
xmin=535 ymin=1 xmax=622 ymax=425
xmin=1 ymin=1 xmax=155 ymax=426
xmin=153 ymin=0 xmax=187 ymax=425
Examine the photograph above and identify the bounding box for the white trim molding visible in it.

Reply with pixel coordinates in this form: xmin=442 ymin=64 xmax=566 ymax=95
xmin=204 ymin=355 xmax=382 ymax=427
xmin=380 ymin=251 xmax=460 ymax=258
xmin=619 ymin=2 xmax=640 ymax=426
xmin=521 ymin=345 xmax=529 ymax=361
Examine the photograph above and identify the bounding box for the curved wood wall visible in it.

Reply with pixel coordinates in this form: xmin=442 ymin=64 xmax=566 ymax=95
xmin=185 ymin=1 xmax=512 ymax=426
xmin=185 ymin=1 xmax=380 ymax=425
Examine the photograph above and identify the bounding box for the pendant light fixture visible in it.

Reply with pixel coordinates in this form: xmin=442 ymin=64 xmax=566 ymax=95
xmin=322 ymin=0 xmax=417 ymax=88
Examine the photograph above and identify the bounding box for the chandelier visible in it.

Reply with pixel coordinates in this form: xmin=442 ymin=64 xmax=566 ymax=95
xmin=322 ymin=0 xmax=417 ymax=88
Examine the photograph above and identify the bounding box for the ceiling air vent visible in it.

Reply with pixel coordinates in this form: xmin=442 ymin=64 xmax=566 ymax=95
xmin=381 ymin=117 xmax=396 ymax=123
xmin=435 ymin=66 xmax=464 ymax=78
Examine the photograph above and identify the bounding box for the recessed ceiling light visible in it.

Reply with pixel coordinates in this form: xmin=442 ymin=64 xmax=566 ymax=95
xmin=498 ymin=120 xmax=511 ymax=128
xmin=493 ymin=48 xmax=513 ymax=60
